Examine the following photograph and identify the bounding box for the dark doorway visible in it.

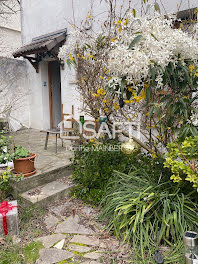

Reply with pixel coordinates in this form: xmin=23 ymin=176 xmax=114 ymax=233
xmin=48 ymin=61 xmax=62 ymax=128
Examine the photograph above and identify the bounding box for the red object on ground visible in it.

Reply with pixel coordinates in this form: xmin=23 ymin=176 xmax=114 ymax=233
xmin=0 ymin=201 xmax=17 ymax=235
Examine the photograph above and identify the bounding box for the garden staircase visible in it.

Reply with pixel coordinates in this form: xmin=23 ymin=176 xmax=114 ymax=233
xmin=12 ymin=164 xmax=74 ymax=208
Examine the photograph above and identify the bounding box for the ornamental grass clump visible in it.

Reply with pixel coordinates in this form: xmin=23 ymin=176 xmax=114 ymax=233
xmin=101 ymin=157 xmax=198 ymax=252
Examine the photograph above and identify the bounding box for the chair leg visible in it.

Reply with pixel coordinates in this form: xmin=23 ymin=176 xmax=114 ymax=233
xmin=56 ymin=133 xmax=58 ymax=153
xmin=44 ymin=132 xmax=49 ymax=150
xmin=61 ymin=138 xmax=64 ymax=147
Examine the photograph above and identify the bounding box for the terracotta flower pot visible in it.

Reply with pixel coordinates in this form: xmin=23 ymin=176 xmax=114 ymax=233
xmin=13 ymin=153 xmax=37 ymax=176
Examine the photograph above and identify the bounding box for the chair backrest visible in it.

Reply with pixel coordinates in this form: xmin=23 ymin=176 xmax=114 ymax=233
xmin=61 ymin=104 xmax=97 ymax=138
xmin=61 ymin=105 xmax=76 ymax=130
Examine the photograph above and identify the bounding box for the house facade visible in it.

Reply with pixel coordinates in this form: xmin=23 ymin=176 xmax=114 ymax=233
xmin=13 ymin=0 xmax=198 ymax=131
xmin=0 ymin=0 xmax=30 ymax=131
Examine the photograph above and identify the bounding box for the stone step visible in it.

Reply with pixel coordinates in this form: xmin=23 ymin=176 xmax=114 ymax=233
xmin=20 ymin=176 xmax=74 ymax=208
xmin=11 ymin=163 xmax=73 ymax=193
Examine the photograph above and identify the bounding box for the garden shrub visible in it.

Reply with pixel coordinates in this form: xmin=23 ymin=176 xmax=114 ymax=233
xmin=71 ymin=140 xmax=139 ymax=204
xmin=164 ymin=136 xmax=198 ymax=191
xmin=0 ymin=131 xmax=23 ymax=200
xmin=100 ymin=155 xmax=198 ymax=254
xmin=0 ymin=167 xmax=22 ymax=201
xmin=0 ymin=130 xmax=14 ymax=165
xmin=14 ymin=145 xmax=30 ymax=159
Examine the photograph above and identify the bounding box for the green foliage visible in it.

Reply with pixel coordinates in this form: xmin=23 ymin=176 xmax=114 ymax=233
xmin=130 ymin=240 xmax=185 ymax=263
xmin=112 ymin=59 xmax=198 ymax=150
xmin=164 ymin=136 xmax=198 ymax=191
xmin=71 ymin=141 xmax=138 ymax=204
xmin=100 ymin=155 xmax=198 ymax=259
xmin=24 ymin=242 xmax=43 ymax=263
xmin=0 ymin=130 xmax=14 ymax=164
xmin=129 ymin=35 xmax=142 ymax=49
xmin=0 ymin=131 xmax=25 ymax=200
xmin=14 ymin=145 xmax=30 ymax=159
xmin=146 ymin=61 xmax=198 ymax=146
xmin=0 ymin=240 xmax=43 ymax=264
xmin=0 ymin=168 xmax=22 ymax=201
xmin=178 ymin=124 xmax=198 ymax=141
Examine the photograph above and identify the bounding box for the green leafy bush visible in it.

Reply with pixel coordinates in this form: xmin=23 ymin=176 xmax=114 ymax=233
xmin=0 ymin=130 xmax=14 ymax=164
xmin=100 ymin=155 xmax=198 ymax=252
xmin=71 ymin=140 xmax=138 ymax=204
xmin=14 ymin=145 xmax=30 ymax=159
xmin=164 ymin=136 xmax=198 ymax=191
xmin=0 ymin=168 xmax=23 ymax=201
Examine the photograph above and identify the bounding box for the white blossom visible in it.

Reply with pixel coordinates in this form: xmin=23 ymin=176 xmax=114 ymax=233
xmin=108 ymin=15 xmax=198 ymax=89
xmin=190 ymin=113 xmax=198 ymax=126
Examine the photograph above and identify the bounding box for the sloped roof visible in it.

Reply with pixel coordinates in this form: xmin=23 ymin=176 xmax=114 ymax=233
xmin=13 ymin=28 xmax=67 ymax=58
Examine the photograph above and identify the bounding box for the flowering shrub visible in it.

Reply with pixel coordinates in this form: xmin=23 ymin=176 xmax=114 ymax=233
xmin=0 ymin=167 xmax=23 ymax=201
xmin=189 ymin=112 xmax=198 ymax=127
xmin=58 ymin=4 xmax=144 ymax=131
xmin=164 ymin=136 xmax=198 ymax=191
xmin=59 ymin=6 xmax=198 ymax=259
xmin=0 ymin=168 xmax=13 ymax=200
xmin=0 ymin=130 xmax=14 ymax=164
xmin=59 ymin=10 xmax=198 ymax=153
xmin=107 ymin=15 xmax=198 ymax=150
xmin=108 ymin=15 xmax=198 ymax=88
xmin=59 ymin=31 xmax=116 ymax=122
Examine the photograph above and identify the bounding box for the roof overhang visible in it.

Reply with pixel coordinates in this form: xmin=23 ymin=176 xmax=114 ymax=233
xmin=13 ymin=28 xmax=67 ymax=72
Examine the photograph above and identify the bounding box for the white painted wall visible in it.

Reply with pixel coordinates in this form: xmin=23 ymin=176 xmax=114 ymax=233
xmin=20 ymin=0 xmax=198 ymax=130
xmin=0 ymin=27 xmax=21 ymax=57
xmin=61 ymin=66 xmax=84 ymax=120
xmin=0 ymin=57 xmax=30 ymax=128
xmin=147 ymin=0 xmax=198 ymax=14
xmin=21 ymin=0 xmax=102 ymax=44
xmin=0 ymin=0 xmax=21 ymax=57
xmin=0 ymin=0 xmax=21 ymax=31
xmin=0 ymin=1 xmax=30 ymax=130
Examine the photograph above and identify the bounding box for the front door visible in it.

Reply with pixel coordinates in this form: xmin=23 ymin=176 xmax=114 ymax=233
xmin=48 ymin=61 xmax=62 ymax=129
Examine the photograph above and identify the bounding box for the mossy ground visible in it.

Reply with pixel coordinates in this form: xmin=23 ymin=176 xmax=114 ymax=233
xmin=0 ymin=240 xmax=43 ymax=264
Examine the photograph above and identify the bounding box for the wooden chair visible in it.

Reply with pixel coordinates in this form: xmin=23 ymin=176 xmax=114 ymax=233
xmin=60 ymin=105 xmax=78 ymax=138
xmin=60 ymin=104 xmax=97 ymax=141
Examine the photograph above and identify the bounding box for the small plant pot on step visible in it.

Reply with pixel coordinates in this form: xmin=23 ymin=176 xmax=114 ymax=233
xmin=13 ymin=153 xmax=37 ymax=177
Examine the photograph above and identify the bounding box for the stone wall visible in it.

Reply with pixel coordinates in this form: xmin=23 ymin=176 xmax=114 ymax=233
xmin=0 ymin=57 xmax=30 ymax=129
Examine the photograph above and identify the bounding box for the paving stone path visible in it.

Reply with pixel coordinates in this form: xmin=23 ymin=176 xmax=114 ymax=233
xmin=35 ymin=200 xmax=129 ymax=264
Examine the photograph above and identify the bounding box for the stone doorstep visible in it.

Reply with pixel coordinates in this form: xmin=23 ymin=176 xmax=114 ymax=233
xmin=21 ymin=179 xmax=75 ymax=208
xmin=11 ymin=164 xmax=73 ymax=193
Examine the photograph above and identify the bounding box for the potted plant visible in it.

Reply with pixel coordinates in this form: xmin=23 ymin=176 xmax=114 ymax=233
xmin=12 ymin=145 xmax=37 ymax=177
